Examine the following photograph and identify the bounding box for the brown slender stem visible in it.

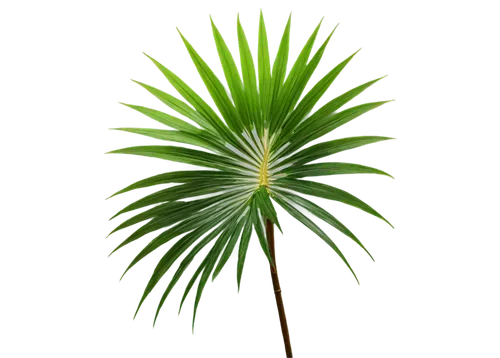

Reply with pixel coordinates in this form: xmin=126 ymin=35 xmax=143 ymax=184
xmin=266 ymin=219 xmax=293 ymax=358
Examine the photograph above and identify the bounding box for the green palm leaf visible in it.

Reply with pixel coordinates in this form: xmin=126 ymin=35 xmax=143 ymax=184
xmin=111 ymin=128 xmax=220 ymax=151
xmin=191 ymin=217 xmax=248 ymax=326
xmin=144 ymin=54 xmax=230 ymax=138
xmin=134 ymin=223 xmax=212 ymax=319
xmin=283 ymin=162 xmax=393 ymax=179
xmin=237 ymin=15 xmax=260 ymax=132
xmin=207 ymin=14 xmax=246 ymax=132
xmin=269 ymin=14 xmax=291 ymax=124
xmin=272 ymin=193 xmax=359 ymax=283
xmin=119 ymin=102 xmax=201 ymax=133
xmin=177 ymin=30 xmax=243 ymax=134
xmin=153 ymin=219 xmax=229 ymax=326
xmin=274 ymin=178 xmax=393 ymax=227
xmin=107 ymin=183 xmax=249 ymax=258
xmin=107 ymin=170 xmax=239 ymax=199
xmin=284 ymin=101 xmax=393 ymax=154
xmin=280 ymin=45 xmax=355 ymax=136
xmin=236 ymin=212 xmax=254 ymax=290
xmin=276 ymin=19 xmax=342 ymax=134
xmin=109 ymin=181 xmax=239 ymax=219
xmin=281 ymin=136 xmax=393 ymax=166
xmin=270 ymin=18 xmax=323 ymax=134
xmin=272 ymin=187 xmax=373 ymax=260
xmin=106 ymin=13 xmax=394 ymax=353
xmin=258 ymin=11 xmax=272 ymax=126
xmin=107 ymin=145 xmax=246 ymax=171
xmin=130 ymin=80 xmax=212 ymax=130
xmin=120 ymin=195 xmax=251 ymax=279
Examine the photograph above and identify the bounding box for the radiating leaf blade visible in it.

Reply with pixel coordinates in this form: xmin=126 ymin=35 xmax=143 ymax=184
xmin=286 ymin=101 xmax=393 ymax=154
xmin=191 ymin=214 xmax=246 ymax=327
xmin=255 ymin=187 xmax=282 ymax=232
xmin=251 ymin=199 xmax=274 ymax=266
xmin=237 ymin=15 xmax=260 ymax=131
xmin=269 ymin=14 xmax=291 ymax=128
xmin=121 ymin=198 xmax=249 ymax=280
xmin=143 ymin=53 xmax=230 ymax=137
xmin=270 ymin=18 xmax=323 ymax=134
xmin=107 ymin=170 xmax=238 ymax=199
xmin=177 ymin=30 xmax=242 ymax=133
xmin=131 ymin=80 xmax=211 ymax=130
xmin=209 ymin=18 xmax=243 ymax=91
xmin=273 ymin=188 xmax=373 ymax=260
xmin=283 ymin=136 xmax=393 ymax=166
xmin=236 ymin=211 xmax=253 ymax=290
xmin=111 ymin=128 xmax=220 ymax=151
xmin=120 ymin=102 xmax=201 ymax=133
xmin=258 ymin=10 xmax=272 ymax=127
xmin=272 ymin=193 xmax=359 ymax=283
xmin=154 ymin=221 xmax=228 ymax=325
xmin=275 ymin=178 xmax=393 ymax=228
xmin=302 ymin=76 xmax=387 ymax=128
xmin=106 ymin=145 xmax=245 ymax=171
xmin=109 ymin=181 xmax=239 ymax=220
xmin=283 ymin=162 xmax=393 ymax=179
xmin=281 ymin=45 xmax=359 ymax=137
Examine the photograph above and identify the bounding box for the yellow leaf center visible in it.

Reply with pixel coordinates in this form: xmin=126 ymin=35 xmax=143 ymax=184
xmin=259 ymin=129 xmax=270 ymax=187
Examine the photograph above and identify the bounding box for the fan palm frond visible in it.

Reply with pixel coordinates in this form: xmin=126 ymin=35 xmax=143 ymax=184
xmin=107 ymin=11 xmax=393 ymax=338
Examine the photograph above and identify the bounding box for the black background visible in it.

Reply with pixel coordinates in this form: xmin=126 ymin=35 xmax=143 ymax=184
xmin=89 ymin=1 xmax=411 ymax=357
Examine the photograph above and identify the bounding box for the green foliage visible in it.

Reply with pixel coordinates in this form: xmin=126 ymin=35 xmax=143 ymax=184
xmin=107 ymin=11 xmax=393 ymax=329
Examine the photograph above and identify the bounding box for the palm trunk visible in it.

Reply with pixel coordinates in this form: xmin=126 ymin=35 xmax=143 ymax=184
xmin=266 ymin=219 xmax=293 ymax=358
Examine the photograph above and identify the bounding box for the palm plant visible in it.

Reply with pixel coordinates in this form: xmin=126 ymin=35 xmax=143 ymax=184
xmin=107 ymin=11 xmax=393 ymax=358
